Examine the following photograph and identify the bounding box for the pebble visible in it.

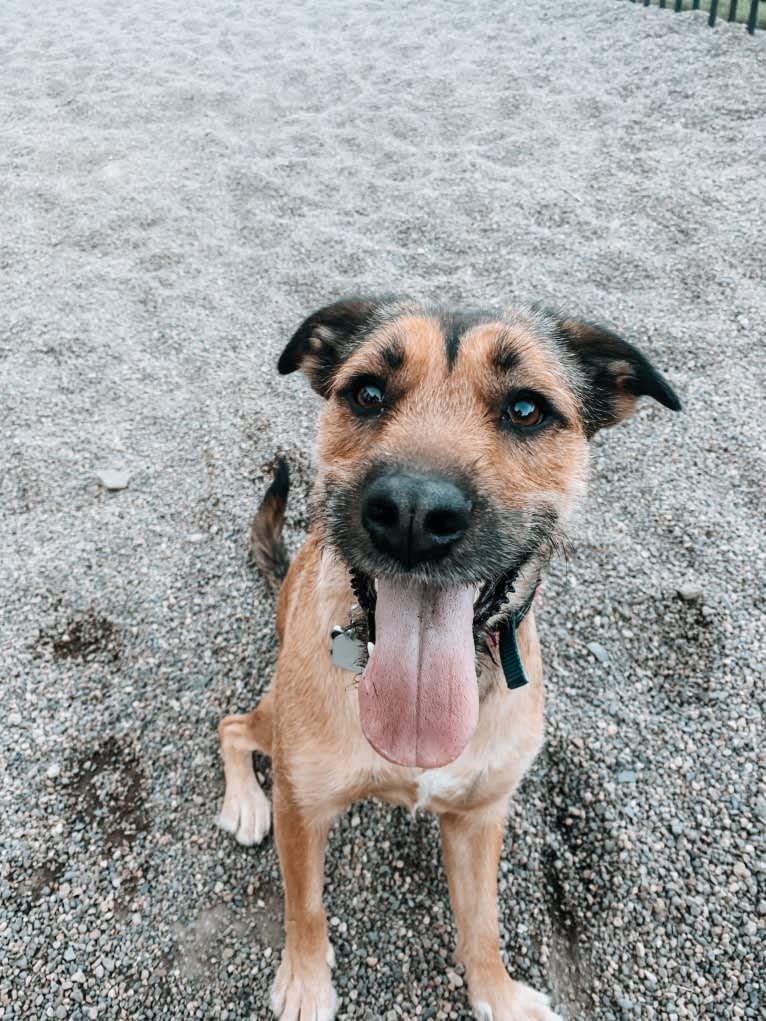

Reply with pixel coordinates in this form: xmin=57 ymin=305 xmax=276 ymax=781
xmin=587 ymin=641 xmax=610 ymax=664
xmin=96 ymin=469 xmax=130 ymax=491
xmin=677 ymin=582 xmax=702 ymax=603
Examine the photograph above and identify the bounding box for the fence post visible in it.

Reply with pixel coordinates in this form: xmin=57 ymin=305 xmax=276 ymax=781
xmin=709 ymin=0 xmax=719 ymax=25
xmin=728 ymin=0 xmax=738 ymax=21
xmin=675 ymin=0 xmax=684 ymax=11
xmin=747 ymin=0 xmax=759 ymax=32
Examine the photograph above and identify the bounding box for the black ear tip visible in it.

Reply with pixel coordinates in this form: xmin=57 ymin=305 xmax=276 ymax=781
xmin=655 ymin=378 xmax=682 ymax=412
xmin=277 ymin=351 xmax=294 ymax=375
xmin=277 ymin=330 xmax=306 ymax=375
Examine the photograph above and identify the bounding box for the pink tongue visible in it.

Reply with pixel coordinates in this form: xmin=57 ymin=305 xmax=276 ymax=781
xmin=358 ymin=579 xmax=479 ymax=769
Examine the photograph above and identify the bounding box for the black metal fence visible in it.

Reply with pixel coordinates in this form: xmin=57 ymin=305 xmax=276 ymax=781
xmin=628 ymin=0 xmax=765 ymax=33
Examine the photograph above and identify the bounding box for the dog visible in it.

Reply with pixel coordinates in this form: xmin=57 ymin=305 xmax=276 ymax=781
xmin=217 ymin=298 xmax=680 ymax=1021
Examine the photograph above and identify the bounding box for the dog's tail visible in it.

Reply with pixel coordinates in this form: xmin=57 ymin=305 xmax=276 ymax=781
xmin=250 ymin=457 xmax=290 ymax=592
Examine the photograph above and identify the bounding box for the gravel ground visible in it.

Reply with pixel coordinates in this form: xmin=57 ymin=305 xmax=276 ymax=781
xmin=1 ymin=1 xmax=764 ymax=1019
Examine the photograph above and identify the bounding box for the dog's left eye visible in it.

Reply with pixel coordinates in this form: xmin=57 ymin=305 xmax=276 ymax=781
xmin=502 ymin=394 xmax=546 ymax=430
xmin=353 ymin=382 xmax=385 ymax=412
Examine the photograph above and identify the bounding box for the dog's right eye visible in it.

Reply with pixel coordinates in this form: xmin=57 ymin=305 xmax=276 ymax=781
xmin=352 ymin=381 xmax=386 ymax=414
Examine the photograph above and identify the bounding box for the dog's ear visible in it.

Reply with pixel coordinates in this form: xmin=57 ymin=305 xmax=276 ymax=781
xmin=556 ymin=318 xmax=681 ymax=437
xmin=278 ymin=299 xmax=381 ymax=397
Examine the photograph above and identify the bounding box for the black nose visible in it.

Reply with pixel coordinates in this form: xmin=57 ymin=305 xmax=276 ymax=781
xmin=361 ymin=472 xmax=472 ymax=568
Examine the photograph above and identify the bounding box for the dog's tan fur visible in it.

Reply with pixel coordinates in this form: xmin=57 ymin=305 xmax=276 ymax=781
xmin=217 ymin=303 xmax=679 ymax=1021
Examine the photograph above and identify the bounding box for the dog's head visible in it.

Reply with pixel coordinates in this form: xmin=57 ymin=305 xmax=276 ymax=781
xmin=279 ymin=298 xmax=680 ymax=768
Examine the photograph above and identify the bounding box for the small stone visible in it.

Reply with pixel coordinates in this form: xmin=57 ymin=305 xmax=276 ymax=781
xmin=733 ymin=862 xmax=750 ymax=880
xmin=72 ymin=970 xmax=86 ymax=984
xmin=64 ymin=947 xmax=76 ymax=962
xmin=46 ymin=763 xmax=61 ymax=780
xmin=8 ymin=712 xmax=22 ymax=726
xmin=96 ymin=469 xmax=130 ymax=491
xmin=617 ymin=770 xmax=637 ymax=784
xmin=446 ymin=969 xmax=463 ymax=988
xmin=670 ymin=819 xmax=685 ymax=836
xmin=677 ymin=582 xmax=702 ymax=603
xmin=586 ymin=641 xmax=610 ymax=664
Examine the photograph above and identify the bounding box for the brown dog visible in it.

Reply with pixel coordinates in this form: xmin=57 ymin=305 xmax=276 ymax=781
xmin=217 ymin=299 xmax=680 ymax=1021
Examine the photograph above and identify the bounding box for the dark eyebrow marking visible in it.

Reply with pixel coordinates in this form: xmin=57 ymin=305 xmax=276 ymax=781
xmin=492 ymin=336 xmax=521 ymax=373
xmin=379 ymin=338 xmax=405 ymax=371
xmin=440 ymin=309 xmax=489 ymax=370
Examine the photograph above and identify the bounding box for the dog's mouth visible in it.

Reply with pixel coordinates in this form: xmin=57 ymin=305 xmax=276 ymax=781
xmin=346 ymin=567 xmax=534 ymax=770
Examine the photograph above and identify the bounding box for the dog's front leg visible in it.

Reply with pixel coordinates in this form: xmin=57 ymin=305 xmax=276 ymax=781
xmin=440 ymin=804 xmax=562 ymax=1021
xmin=270 ymin=784 xmax=337 ymax=1021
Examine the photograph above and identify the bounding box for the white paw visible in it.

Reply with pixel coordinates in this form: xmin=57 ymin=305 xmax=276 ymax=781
xmin=270 ymin=951 xmax=337 ymax=1021
xmin=216 ymin=775 xmax=271 ymax=846
xmin=472 ymin=981 xmax=563 ymax=1021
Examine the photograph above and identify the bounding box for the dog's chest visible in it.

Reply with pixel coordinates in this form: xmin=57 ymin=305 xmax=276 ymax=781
xmin=372 ymin=696 xmax=544 ymax=814
xmin=369 ymin=763 xmax=477 ymax=814
xmin=374 ymin=745 xmax=527 ymax=815
xmin=413 ymin=766 xmax=474 ymax=813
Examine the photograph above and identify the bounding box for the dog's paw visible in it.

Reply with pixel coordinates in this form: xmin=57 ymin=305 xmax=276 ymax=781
xmin=471 ymin=980 xmax=563 ymax=1021
xmin=217 ymin=775 xmax=271 ymax=846
xmin=270 ymin=951 xmax=337 ymax=1021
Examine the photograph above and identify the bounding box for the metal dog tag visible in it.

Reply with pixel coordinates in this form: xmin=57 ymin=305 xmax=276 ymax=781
xmin=330 ymin=625 xmax=367 ymax=673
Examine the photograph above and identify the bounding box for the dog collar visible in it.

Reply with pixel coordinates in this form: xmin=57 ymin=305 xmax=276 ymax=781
xmin=489 ymin=584 xmax=538 ymax=689
xmin=331 ymin=582 xmax=540 ymax=690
